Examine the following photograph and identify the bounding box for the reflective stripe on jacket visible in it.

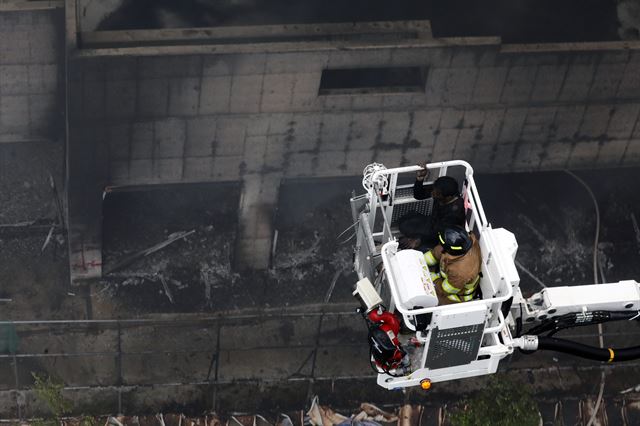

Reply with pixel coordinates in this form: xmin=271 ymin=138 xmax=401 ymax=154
xmin=440 ymin=272 xmax=480 ymax=302
xmin=424 ymin=250 xmax=438 ymax=266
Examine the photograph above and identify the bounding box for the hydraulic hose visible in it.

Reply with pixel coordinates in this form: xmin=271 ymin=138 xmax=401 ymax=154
xmin=526 ymin=310 xmax=640 ymax=336
xmin=536 ymin=336 xmax=640 ymax=362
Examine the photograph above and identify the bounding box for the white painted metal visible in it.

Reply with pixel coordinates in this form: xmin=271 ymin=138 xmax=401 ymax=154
xmin=353 ymin=277 xmax=383 ymax=313
xmin=435 ymin=302 xmax=488 ymax=330
xmin=352 ymin=161 xmax=518 ymax=389
xmin=351 ymin=160 xmax=640 ymax=390
xmin=388 ymin=249 xmax=438 ymax=309
xmin=521 ymin=280 xmax=640 ymax=321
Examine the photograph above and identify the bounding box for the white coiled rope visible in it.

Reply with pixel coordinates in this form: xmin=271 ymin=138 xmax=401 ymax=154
xmin=362 ymin=163 xmax=389 ymax=194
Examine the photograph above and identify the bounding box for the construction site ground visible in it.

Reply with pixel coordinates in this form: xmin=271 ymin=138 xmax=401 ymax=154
xmin=2 ymin=140 xmax=640 ymax=420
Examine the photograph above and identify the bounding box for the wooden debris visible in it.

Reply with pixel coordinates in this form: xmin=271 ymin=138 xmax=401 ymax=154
xmin=40 ymin=223 xmax=55 ymax=253
xmin=0 ymin=220 xmax=36 ymax=228
xmin=105 ymin=230 xmax=195 ymax=274
xmin=49 ymin=172 xmax=65 ymax=229
xmin=158 ymin=274 xmax=175 ymax=304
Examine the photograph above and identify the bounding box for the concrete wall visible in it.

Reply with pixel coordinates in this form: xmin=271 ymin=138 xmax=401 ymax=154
xmin=0 ymin=3 xmax=64 ymax=143
xmin=68 ymin=42 xmax=640 ymax=188
xmin=66 ymin=38 xmax=640 ymax=273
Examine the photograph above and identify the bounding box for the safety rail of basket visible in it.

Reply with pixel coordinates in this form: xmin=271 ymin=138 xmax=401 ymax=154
xmin=355 ymin=161 xmax=513 ymax=332
xmin=369 ymin=161 xmax=512 ymax=326
xmin=353 ymin=211 xmax=377 ymax=282
xmin=367 ymin=161 xmax=489 ymax=243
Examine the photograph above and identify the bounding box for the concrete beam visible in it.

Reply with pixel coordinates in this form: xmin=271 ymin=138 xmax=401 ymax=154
xmin=0 ymin=1 xmax=63 ymax=12
xmin=66 ymin=0 xmax=100 ymax=286
xmin=234 ymin=173 xmax=282 ymax=270
xmin=64 ymin=0 xmax=78 ymax=50
xmin=501 ymin=41 xmax=640 ymax=53
xmin=73 ymin=36 xmax=502 ymax=59
xmin=80 ymin=20 xmax=433 ymax=48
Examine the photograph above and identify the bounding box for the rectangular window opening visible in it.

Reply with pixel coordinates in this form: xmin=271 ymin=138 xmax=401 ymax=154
xmin=319 ymin=66 xmax=427 ymax=95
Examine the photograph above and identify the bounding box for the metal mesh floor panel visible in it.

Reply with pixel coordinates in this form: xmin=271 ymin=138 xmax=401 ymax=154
xmin=391 ymin=198 xmax=433 ymax=226
xmin=425 ymin=324 xmax=484 ymax=369
xmin=395 ymin=186 xmax=418 ymax=199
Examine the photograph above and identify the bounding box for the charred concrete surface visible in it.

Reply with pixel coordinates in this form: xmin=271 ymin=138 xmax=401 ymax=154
xmin=96 ymin=178 xmax=356 ymax=315
xmin=0 ymin=3 xmax=64 ymax=144
xmin=477 ymin=168 xmax=640 ymax=292
xmin=100 ymin=184 xmax=241 ymax=314
xmin=0 ymin=140 xmax=77 ymax=320
xmin=67 ymin=39 xmax=640 ymax=276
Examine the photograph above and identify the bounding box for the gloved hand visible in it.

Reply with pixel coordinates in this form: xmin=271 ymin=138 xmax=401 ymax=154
xmin=398 ymin=237 xmax=421 ymax=250
xmin=416 ymin=161 xmax=429 ymax=181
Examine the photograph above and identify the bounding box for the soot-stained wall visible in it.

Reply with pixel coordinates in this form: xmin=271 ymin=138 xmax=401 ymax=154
xmin=68 ymin=41 xmax=640 ymax=188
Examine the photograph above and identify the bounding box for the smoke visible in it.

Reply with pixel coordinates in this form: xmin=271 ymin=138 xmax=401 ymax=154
xmin=618 ymin=0 xmax=640 ymax=40
xmin=95 ymin=0 xmax=430 ymax=31
xmin=94 ymin=0 xmax=620 ymax=42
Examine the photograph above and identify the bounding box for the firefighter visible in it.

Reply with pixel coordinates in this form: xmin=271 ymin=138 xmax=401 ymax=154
xmin=423 ymin=226 xmax=482 ymax=304
xmin=398 ymin=163 xmax=465 ymax=251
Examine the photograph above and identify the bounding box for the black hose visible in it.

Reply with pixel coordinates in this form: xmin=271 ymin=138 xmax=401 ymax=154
xmin=501 ymin=296 xmax=513 ymax=320
xmin=537 ymin=336 xmax=640 ymax=362
xmin=526 ymin=310 xmax=640 ymax=336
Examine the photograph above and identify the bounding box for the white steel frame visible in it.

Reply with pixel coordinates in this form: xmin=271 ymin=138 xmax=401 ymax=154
xmin=352 ymin=160 xmax=640 ymax=389
xmin=353 ymin=160 xmax=519 ymax=389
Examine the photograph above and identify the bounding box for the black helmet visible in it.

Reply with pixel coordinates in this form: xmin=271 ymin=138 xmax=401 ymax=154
xmin=438 ymin=226 xmax=472 ymax=255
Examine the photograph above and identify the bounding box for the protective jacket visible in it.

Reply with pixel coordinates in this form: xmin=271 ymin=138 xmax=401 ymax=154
xmin=424 ymin=233 xmax=482 ymax=304
xmin=413 ymin=180 xmax=466 ymax=230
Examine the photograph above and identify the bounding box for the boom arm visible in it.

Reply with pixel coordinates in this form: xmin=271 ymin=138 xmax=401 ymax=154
xmin=510 ymin=281 xmax=640 ymax=360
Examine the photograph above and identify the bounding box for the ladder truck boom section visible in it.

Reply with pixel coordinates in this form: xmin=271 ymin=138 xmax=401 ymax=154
xmin=350 ymin=160 xmax=640 ymax=390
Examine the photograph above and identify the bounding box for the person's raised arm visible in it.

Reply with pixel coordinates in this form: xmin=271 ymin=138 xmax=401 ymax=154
xmin=413 ymin=161 xmax=429 ymax=200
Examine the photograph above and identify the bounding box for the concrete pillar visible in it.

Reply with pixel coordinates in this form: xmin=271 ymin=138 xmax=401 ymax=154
xmin=66 ymin=130 xmax=106 ymax=284
xmin=234 ymin=173 xmax=282 ymax=270
xmin=67 ymin=218 xmax=103 ymax=283
xmin=66 ymin=95 xmax=108 ymax=285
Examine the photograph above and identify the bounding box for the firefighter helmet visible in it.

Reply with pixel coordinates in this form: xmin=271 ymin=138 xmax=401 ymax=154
xmin=438 ymin=226 xmax=472 ymax=256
